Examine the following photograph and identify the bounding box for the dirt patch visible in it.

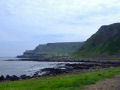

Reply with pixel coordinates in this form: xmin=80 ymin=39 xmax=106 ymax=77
xmin=82 ymin=75 xmax=120 ymax=90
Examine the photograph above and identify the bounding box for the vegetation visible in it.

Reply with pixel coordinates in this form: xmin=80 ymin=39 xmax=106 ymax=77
xmin=18 ymin=42 xmax=84 ymax=58
xmin=1 ymin=67 xmax=120 ymax=90
xmin=18 ymin=23 xmax=120 ymax=59
xmin=73 ymin=23 xmax=120 ymax=58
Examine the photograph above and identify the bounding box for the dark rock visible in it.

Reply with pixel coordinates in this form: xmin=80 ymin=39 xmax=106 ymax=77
xmin=6 ymin=75 xmax=11 ymax=80
xmin=5 ymin=75 xmax=19 ymax=81
xmin=0 ymin=75 xmax=5 ymax=81
xmin=32 ymin=72 xmax=39 ymax=78
xmin=10 ymin=75 xmax=19 ymax=81
xmin=98 ymin=73 xmax=104 ymax=76
xmin=20 ymin=75 xmax=28 ymax=79
xmin=41 ymin=68 xmax=66 ymax=75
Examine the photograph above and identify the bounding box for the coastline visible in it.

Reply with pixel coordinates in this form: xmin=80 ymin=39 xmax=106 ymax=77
xmin=7 ymin=57 xmax=120 ymax=63
xmin=1 ymin=67 xmax=120 ymax=90
xmin=1 ymin=59 xmax=120 ymax=82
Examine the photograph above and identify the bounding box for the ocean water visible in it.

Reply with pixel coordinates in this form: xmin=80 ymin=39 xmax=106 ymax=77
xmin=0 ymin=57 xmax=78 ymax=76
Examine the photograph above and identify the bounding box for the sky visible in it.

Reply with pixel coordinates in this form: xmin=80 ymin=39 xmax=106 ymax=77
xmin=0 ymin=0 xmax=120 ymax=57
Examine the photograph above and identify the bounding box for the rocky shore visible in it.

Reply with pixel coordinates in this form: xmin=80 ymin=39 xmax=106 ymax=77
xmin=1 ymin=60 xmax=120 ymax=82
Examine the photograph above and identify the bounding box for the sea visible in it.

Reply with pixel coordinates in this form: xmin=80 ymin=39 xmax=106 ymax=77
xmin=0 ymin=57 xmax=78 ymax=76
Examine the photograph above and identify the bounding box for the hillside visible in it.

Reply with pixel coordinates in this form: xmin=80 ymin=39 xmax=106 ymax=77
xmin=18 ymin=42 xmax=84 ymax=58
xmin=74 ymin=23 xmax=120 ymax=58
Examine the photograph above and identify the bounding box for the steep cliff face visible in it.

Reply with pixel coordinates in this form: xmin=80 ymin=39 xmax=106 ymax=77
xmin=74 ymin=23 xmax=120 ymax=58
xmin=18 ymin=42 xmax=84 ymax=58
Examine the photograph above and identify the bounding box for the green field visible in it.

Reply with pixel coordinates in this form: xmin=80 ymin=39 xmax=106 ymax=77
xmin=0 ymin=67 xmax=120 ymax=90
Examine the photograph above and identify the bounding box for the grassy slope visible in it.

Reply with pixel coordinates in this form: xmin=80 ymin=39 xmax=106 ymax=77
xmin=23 ymin=42 xmax=84 ymax=57
xmin=73 ymin=23 xmax=120 ymax=58
xmin=1 ymin=67 xmax=120 ymax=90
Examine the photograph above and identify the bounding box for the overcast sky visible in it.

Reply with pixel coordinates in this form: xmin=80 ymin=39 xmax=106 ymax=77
xmin=0 ymin=0 xmax=120 ymax=57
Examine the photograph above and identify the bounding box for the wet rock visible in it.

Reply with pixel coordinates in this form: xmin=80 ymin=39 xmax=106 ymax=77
xmin=32 ymin=72 xmax=39 ymax=78
xmin=20 ymin=75 xmax=29 ymax=79
xmin=0 ymin=75 xmax=5 ymax=81
xmin=5 ymin=75 xmax=19 ymax=81
xmin=41 ymin=68 xmax=66 ymax=75
xmin=10 ymin=75 xmax=19 ymax=81
xmin=6 ymin=75 xmax=11 ymax=80
xmin=65 ymin=63 xmax=94 ymax=69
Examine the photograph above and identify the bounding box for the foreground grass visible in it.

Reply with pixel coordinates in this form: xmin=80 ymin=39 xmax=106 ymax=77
xmin=1 ymin=67 xmax=120 ymax=90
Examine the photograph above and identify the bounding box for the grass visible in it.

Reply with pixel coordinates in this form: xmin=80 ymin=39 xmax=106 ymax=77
xmin=1 ymin=67 xmax=120 ymax=90
xmin=73 ymin=28 xmax=120 ymax=58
